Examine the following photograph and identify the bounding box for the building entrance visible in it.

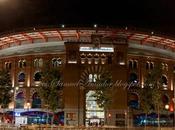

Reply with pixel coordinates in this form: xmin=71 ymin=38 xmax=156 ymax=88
xmin=85 ymin=91 xmax=104 ymax=126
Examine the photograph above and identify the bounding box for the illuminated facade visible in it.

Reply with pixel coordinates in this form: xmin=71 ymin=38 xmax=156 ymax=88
xmin=0 ymin=28 xmax=174 ymax=126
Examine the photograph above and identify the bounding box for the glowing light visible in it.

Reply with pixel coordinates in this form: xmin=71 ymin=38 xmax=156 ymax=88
xmin=134 ymin=80 xmax=138 ymax=83
xmin=81 ymin=60 xmax=85 ymax=64
xmin=88 ymin=60 xmax=92 ymax=64
xmin=170 ymin=105 xmax=174 ymax=112
xmin=171 ymin=80 xmax=173 ymax=91
xmin=108 ymin=113 xmax=111 ymax=118
xmin=15 ymin=86 xmax=19 ymax=91
xmin=94 ymin=24 xmax=97 ymax=28
xmin=15 ymin=112 xmax=20 ymax=117
xmin=8 ymin=103 xmax=14 ymax=109
xmin=95 ymin=61 xmax=98 ymax=64
xmin=119 ymin=62 xmax=125 ymax=65
xmin=101 ymin=60 xmax=105 ymax=64
xmin=80 ymin=47 xmax=114 ymax=52
xmin=27 ymin=77 xmax=30 ymax=87
xmin=165 ymin=104 xmax=169 ymax=110
xmin=68 ymin=61 xmax=77 ymax=64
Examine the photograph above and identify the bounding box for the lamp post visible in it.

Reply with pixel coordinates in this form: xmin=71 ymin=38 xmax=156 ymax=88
xmin=12 ymin=86 xmax=19 ymax=125
xmin=165 ymin=104 xmax=169 ymax=126
xmin=165 ymin=104 xmax=169 ymax=110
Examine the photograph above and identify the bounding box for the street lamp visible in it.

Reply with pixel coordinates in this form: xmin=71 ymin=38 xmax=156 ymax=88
xmin=26 ymin=102 xmax=30 ymax=110
xmin=165 ymin=104 xmax=169 ymax=110
xmin=165 ymin=104 xmax=169 ymax=126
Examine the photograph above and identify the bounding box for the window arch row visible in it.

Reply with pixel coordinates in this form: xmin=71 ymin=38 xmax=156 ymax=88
xmin=34 ymin=58 xmax=43 ymax=68
xmin=80 ymin=53 xmax=107 ymax=64
xmin=18 ymin=60 xmax=26 ymax=68
xmin=128 ymin=60 xmax=138 ymax=69
xmin=52 ymin=58 xmax=62 ymax=67
xmin=5 ymin=62 xmax=12 ymax=69
xmin=146 ymin=61 xmax=154 ymax=70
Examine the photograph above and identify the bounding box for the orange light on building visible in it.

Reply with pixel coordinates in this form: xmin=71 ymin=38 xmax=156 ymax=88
xmin=108 ymin=113 xmax=111 ymax=118
xmin=169 ymin=100 xmax=174 ymax=112
xmin=170 ymin=106 xmax=174 ymax=112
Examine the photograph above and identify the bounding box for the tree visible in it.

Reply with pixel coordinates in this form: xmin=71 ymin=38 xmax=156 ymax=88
xmin=139 ymin=65 xmax=163 ymax=128
xmin=0 ymin=69 xmax=12 ymax=122
xmin=38 ymin=65 xmax=63 ymax=124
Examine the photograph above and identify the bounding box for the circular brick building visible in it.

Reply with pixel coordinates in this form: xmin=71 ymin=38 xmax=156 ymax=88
xmin=0 ymin=28 xmax=174 ymax=126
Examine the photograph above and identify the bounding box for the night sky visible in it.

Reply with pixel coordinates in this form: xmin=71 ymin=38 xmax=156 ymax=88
xmin=0 ymin=0 xmax=175 ymax=35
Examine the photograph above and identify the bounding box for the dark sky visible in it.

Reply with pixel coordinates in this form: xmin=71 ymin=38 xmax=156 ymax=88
xmin=0 ymin=0 xmax=175 ymax=35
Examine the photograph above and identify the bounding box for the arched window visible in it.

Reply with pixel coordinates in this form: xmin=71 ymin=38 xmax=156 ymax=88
xmin=133 ymin=60 xmax=138 ymax=69
xmin=34 ymin=59 xmax=38 ymax=68
xmin=162 ymin=94 xmax=169 ymax=105
xmin=89 ymin=74 xmax=93 ymax=82
xmin=9 ymin=62 xmax=12 ymax=69
xmin=128 ymin=60 xmax=133 ymax=69
xmin=89 ymin=74 xmax=99 ymax=83
xmin=161 ymin=63 xmax=165 ymax=70
xmin=5 ymin=62 xmax=11 ymax=69
xmin=80 ymin=53 xmax=86 ymax=64
xmin=80 ymin=53 xmax=86 ymax=59
xmin=165 ymin=64 xmax=168 ymax=71
xmin=101 ymin=54 xmax=106 ymax=64
xmin=150 ymin=62 xmax=154 ymax=70
xmin=128 ymin=93 xmax=139 ymax=109
xmin=18 ymin=73 xmax=25 ymax=82
xmin=52 ymin=58 xmax=57 ymax=67
xmin=57 ymin=58 xmax=62 ymax=65
xmin=161 ymin=75 xmax=168 ymax=90
xmin=18 ymin=60 xmax=26 ymax=68
xmin=18 ymin=60 xmax=23 ymax=68
xmin=87 ymin=54 xmax=92 ymax=64
xmin=93 ymin=74 xmax=97 ymax=82
xmin=32 ymin=92 xmax=41 ymax=108
xmin=5 ymin=62 xmax=8 ymax=69
xmin=94 ymin=54 xmax=99 ymax=64
xmin=52 ymin=58 xmax=62 ymax=67
xmin=38 ymin=58 xmax=43 ymax=67
xmin=16 ymin=92 xmax=24 ymax=108
xmin=23 ymin=60 xmax=26 ymax=67
xmin=34 ymin=58 xmax=43 ymax=68
xmin=146 ymin=62 xmax=149 ymax=70
xmin=34 ymin=72 xmax=42 ymax=81
xmin=129 ymin=73 xmax=138 ymax=84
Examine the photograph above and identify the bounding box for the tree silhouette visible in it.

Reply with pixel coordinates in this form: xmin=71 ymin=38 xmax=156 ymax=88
xmin=0 ymin=69 xmax=12 ymax=122
xmin=139 ymin=64 xmax=163 ymax=128
xmin=38 ymin=64 xmax=63 ymax=124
